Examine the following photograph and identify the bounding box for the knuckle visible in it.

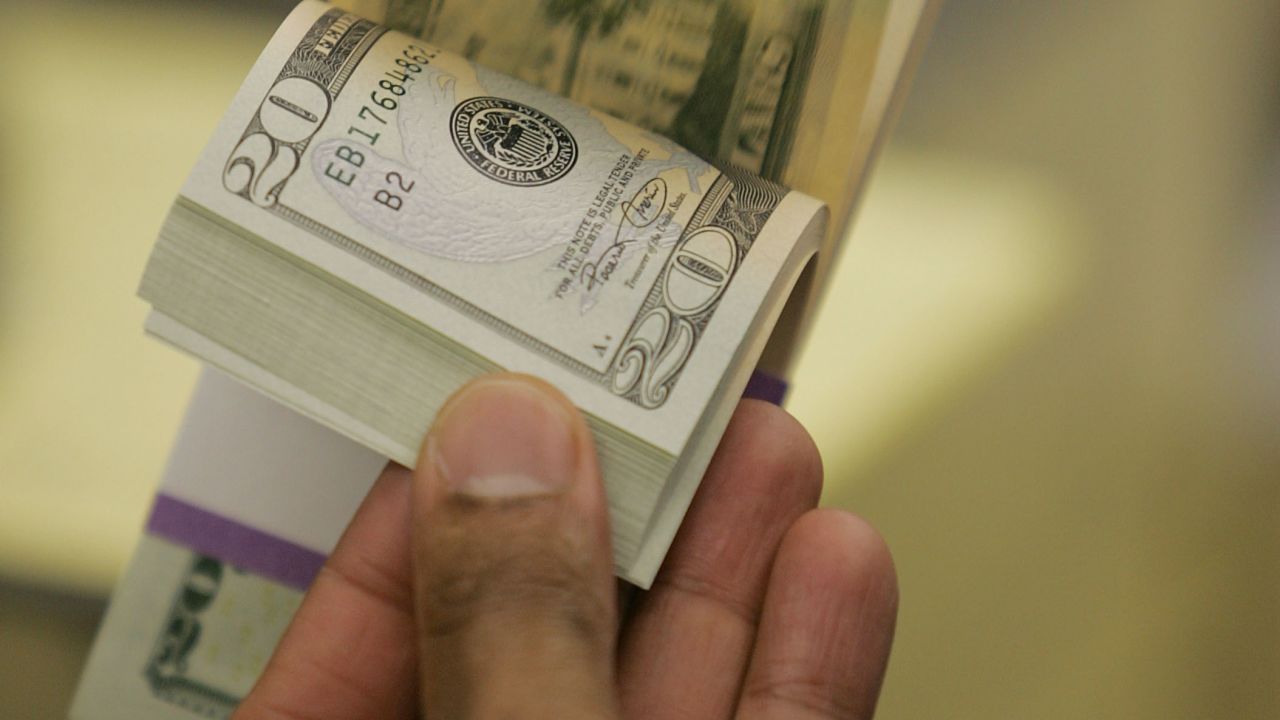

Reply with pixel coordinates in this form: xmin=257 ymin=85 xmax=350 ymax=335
xmin=805 ymin=509 xmax=897 ymax=589
xmin=322 ymin=546 xmax=411 ymax=613
xmin=420 ymin=527 xmax=609 ymax=644
xmin=742 ymin=670 xmax=868 ymax=720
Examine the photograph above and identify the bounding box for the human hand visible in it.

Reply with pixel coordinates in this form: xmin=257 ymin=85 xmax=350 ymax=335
xmin=232 ymin=373 xmax=898 ymax=719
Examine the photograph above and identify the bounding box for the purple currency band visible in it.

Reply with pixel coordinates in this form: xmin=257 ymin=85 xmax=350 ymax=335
xmin=743 ymin=368 xmax=788 ymax=405
xmin=147 ymin=494 xmax=326 ymax=591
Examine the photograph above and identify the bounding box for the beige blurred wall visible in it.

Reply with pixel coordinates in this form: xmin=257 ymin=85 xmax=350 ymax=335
xmin=836 ymin=1 xmax=1280 ymax=718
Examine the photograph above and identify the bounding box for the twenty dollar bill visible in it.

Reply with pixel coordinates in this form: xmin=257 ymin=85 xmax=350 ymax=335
xmin=339 ymin=0 xmax=912 ymax=367
xmin=71 ymin=533 xmax=301 ymax=720
xmin=137 ymin=0 xmax=825 ymax=585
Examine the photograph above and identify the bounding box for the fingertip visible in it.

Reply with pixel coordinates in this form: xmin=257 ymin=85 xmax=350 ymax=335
xmin=719 ymin=399 xmax=824 ymax=506
xmin=416 ymin=373 xmax=592 ymax=492
xmin=779 ymin=509 xmax=899 ymax=615
xmin=412 ymin=372 xmax=612 ymax=582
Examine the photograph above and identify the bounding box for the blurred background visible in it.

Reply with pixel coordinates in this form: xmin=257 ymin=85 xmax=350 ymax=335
xmin=2 ymin=0 xmax=1278 ymax=716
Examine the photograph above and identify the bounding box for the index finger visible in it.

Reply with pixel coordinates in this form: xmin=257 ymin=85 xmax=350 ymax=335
xmin=616 ymin=400 xmax=825 ymax=720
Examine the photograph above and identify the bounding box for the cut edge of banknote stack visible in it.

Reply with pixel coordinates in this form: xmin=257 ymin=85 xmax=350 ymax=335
xmin=137 ymin=0 xmax=826 ymax=588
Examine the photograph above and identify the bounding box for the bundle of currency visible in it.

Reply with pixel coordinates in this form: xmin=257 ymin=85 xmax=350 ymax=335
xmin=341 ymin=0 xmax=938 ymax=369
xmin=75 ymin=0 xmax=939 ymax=716
xmin=138 ymin=0 xmax=826 ymax=586
xmin=73 ymin=372 xmax=378 ymax=719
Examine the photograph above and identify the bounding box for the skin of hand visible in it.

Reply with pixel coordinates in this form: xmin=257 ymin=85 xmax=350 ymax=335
xmin=231 ymin=373 xmax=898 ymax=720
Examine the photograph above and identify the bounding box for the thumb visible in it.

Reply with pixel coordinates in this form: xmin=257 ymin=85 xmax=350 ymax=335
xmin=413 ymin=374 xmax=621 ymax=719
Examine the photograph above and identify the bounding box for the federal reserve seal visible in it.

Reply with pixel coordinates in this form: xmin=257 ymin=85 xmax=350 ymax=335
xmin=450 ymin=96 xmax=578 ymax=187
